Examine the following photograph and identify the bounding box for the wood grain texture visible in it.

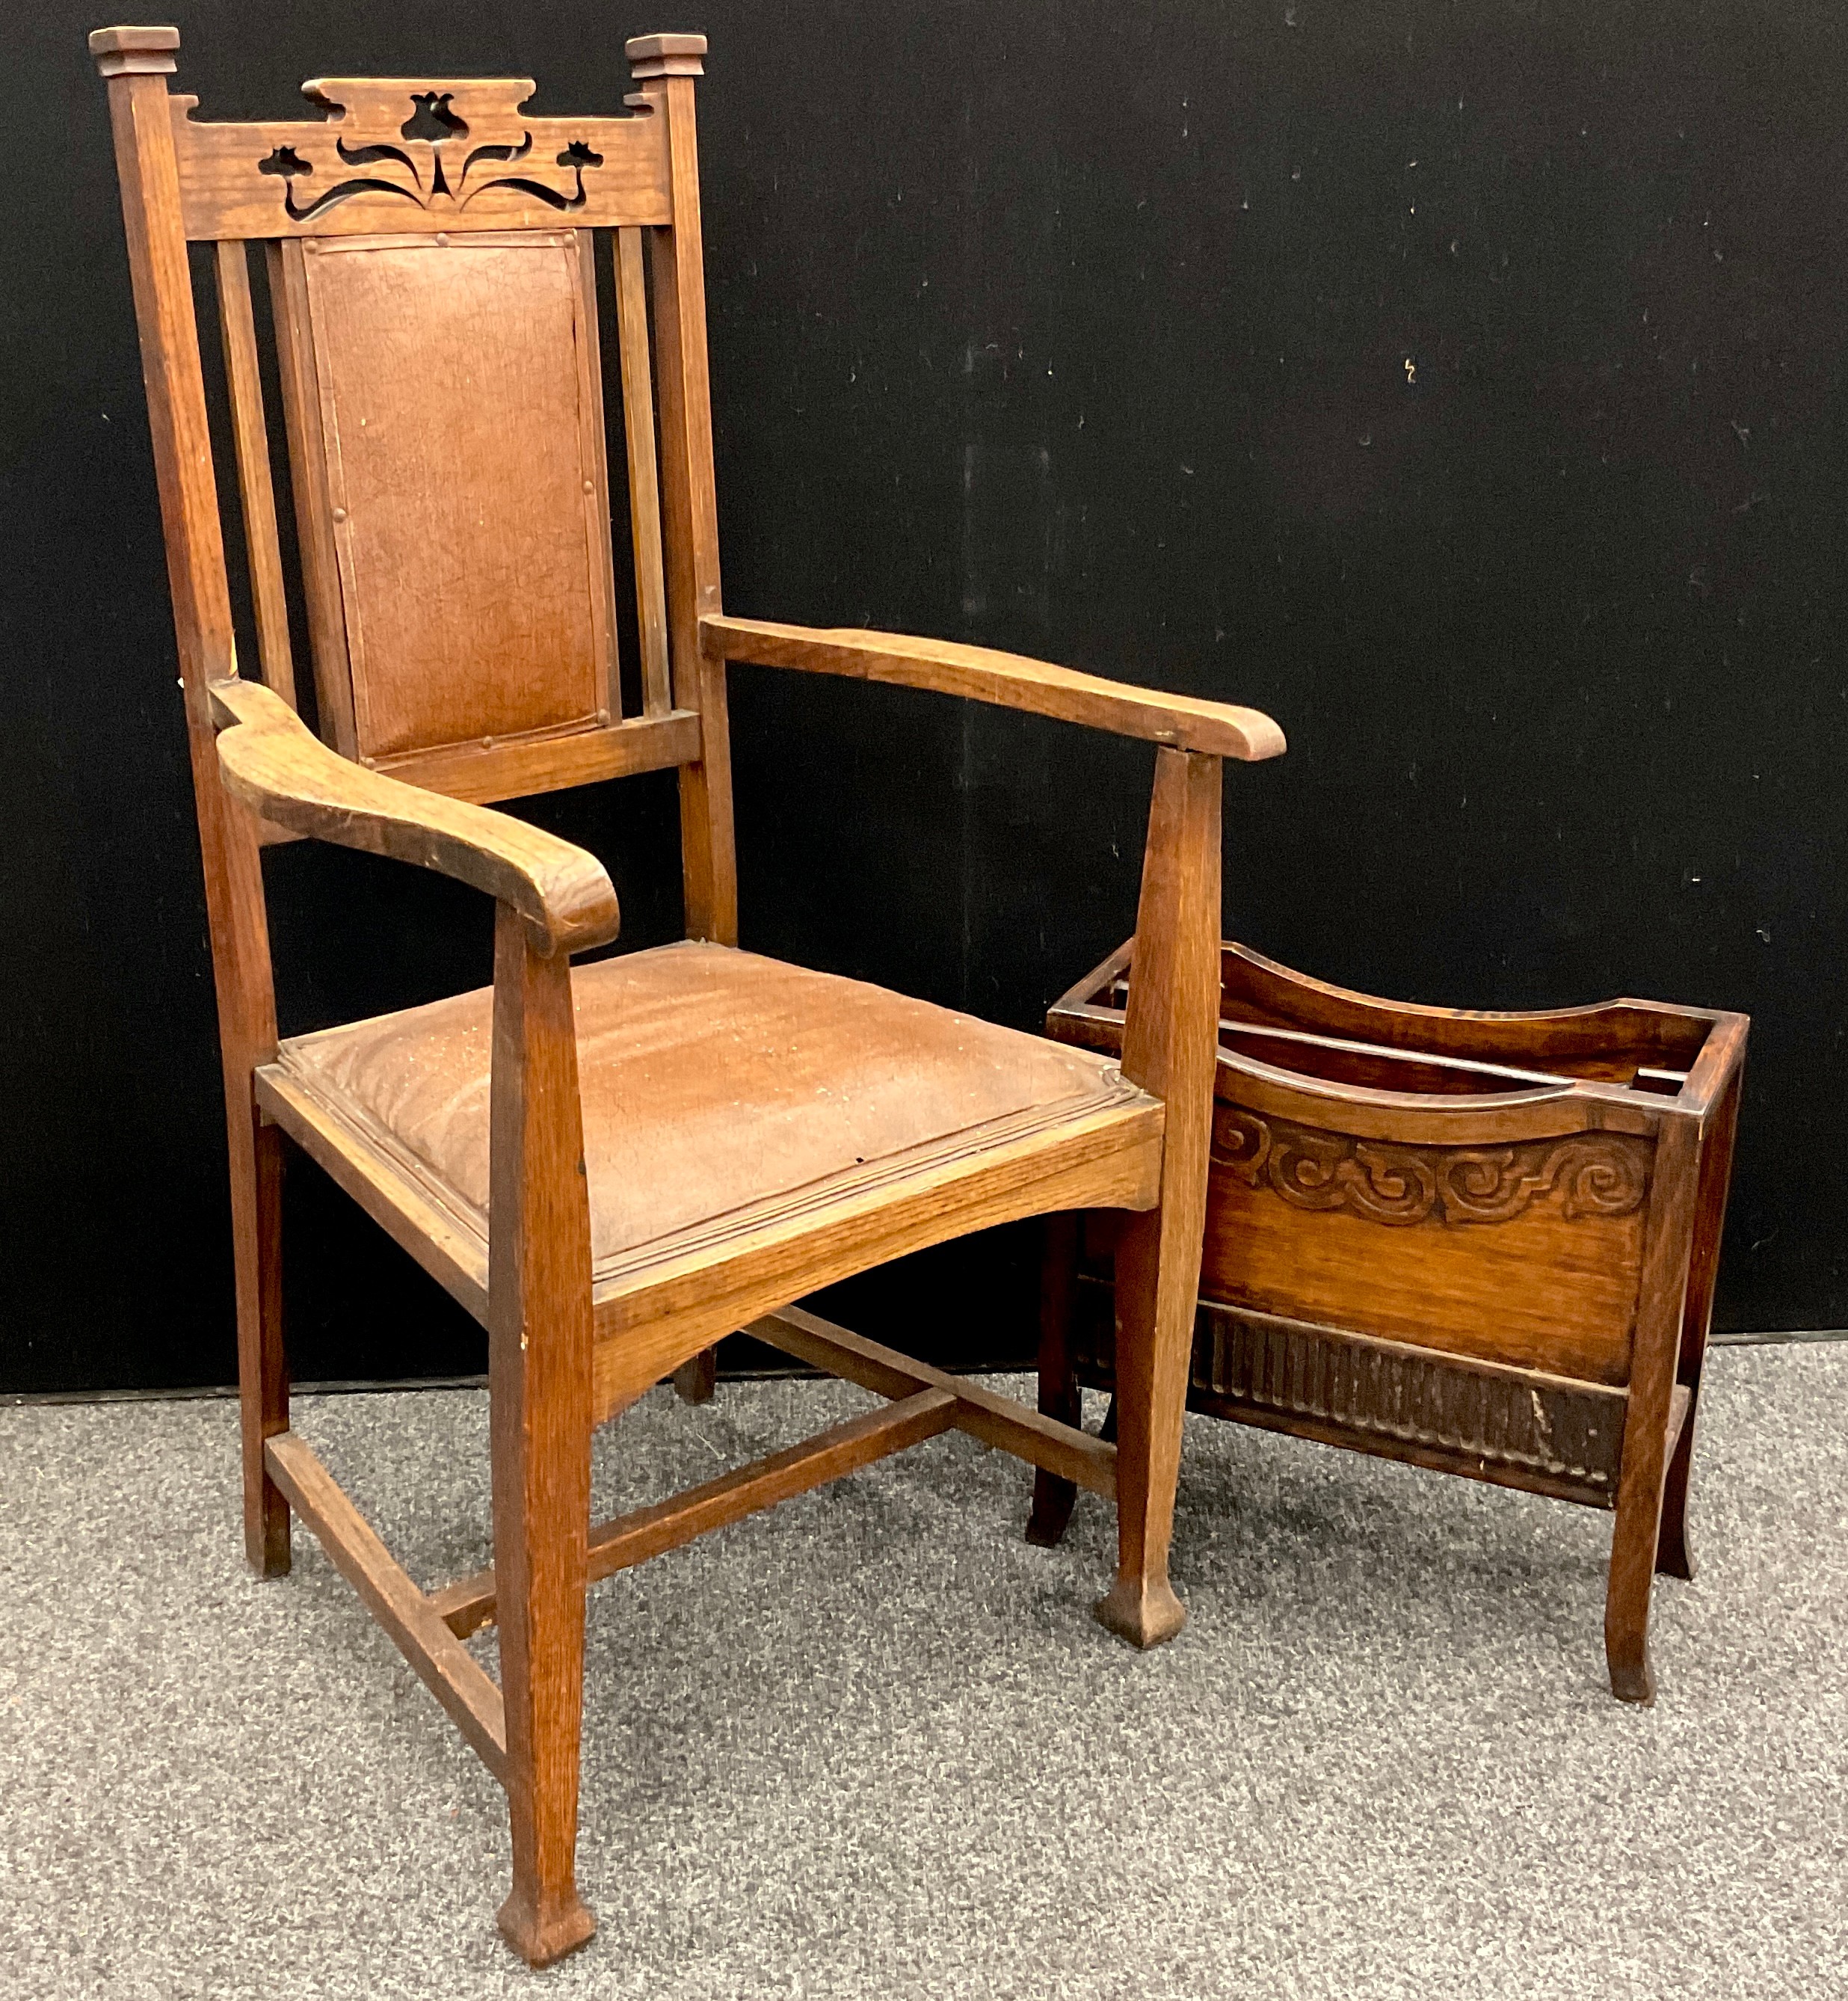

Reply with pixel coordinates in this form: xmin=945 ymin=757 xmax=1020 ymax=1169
xmin=432 ymin=1387 xmax=958 ymax=1639
xmin=1094 ymin=749 xmax=1222 ymax=1647
xmin=1047 ymin=934 xmax=1747 ymax=1694
xmin=1196 ymin=1113 xmax=1649 ymax=1386
xmin=168 ymin=77 xmax=671 ymax=240
xmin=702 ymin=616 xmax=1287 ymax=761
xmin=1073 ymin=1288 xmax=1632 ymax=1507
xmin=615 ymin=227 xmax=672 ymax=716
xmin=1053 ymin=939 xmax=1729 ymax=1084
xmin=372 ymin=710 xmax=700 ymax=804
xmin=591 ymin=1092 xmax=1162 ymax=1416
xmin=750 ymin=1306 xmax=1119 ymax=1499
xmin=487 ymin=908 xmax=597 ymax=1964
xmin=626 ymin=33 xmax=709 ymax=79
xmin=1657 ymin=1054 xmax=1747 ymax=1582
xmin=89 ymin=24 xmax=179 ymax=75
xmin=254 ymin=1065 xmax=490 ymax=1318
xmin=1604 ymin=1113 xmax=1702 ymax=1704
xmin=572 ymin=230 xmax=623 ymax=724
xmin=268 ymin=238 xmax=356 ymax=753
xmin=212 ymin=240 xmax=296 ymax=709
xmin=97 ymin=49 xmax=295 ymax=1578
xmin=637 ymin=60 xmax=736 ymax=943
xmin=211 ymin=677 xmax=619 ymax=953
xmin=265 ymin=1430 xmax=507 ymax=1780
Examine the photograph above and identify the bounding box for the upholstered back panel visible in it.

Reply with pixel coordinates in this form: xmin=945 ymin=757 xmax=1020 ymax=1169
xmin=292 ymin=230 xmax=616 ymax=761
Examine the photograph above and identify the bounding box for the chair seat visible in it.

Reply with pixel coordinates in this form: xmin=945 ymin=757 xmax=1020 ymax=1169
xmin=271 ymin=941 xmax=1146 ymax=1285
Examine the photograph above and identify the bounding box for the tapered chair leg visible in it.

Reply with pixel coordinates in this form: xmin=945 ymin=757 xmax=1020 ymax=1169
xmin=1094 ymin=1207 xmax=1201 ymax=1647
xmin=489 ymin=909 xmax=597 ymax=1964
xmin=233 ymin=1110 xmax=290 ymax=1578
xmin=1027 ymin=1214 xmax=1082 ymax=1548
xmin=493 ymin=1406 xmax=596 ymax=1964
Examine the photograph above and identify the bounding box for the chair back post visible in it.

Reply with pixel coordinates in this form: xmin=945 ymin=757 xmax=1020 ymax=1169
xmin=91 ymin=25 xmax=279 ymax=1083
xmin=626 ymin=33 xmax=738 ymax=944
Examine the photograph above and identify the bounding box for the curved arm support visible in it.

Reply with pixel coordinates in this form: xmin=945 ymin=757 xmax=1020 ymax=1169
xmin=210 ymin=678 xmax=620 ymax=955
xmin=700 ymin=615 xmax=1287 ymax=762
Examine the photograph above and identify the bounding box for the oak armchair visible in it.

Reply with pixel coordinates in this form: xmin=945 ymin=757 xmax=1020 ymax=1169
xmin=93 ymin=24 xmax=1284 ymax=1964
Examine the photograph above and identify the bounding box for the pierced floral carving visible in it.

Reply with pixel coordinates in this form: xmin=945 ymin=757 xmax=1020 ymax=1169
xmin=1211 ymin=1105 xmax=1650 ymax=1226
xmin=253 ymin=77 xmax=615 ymax=223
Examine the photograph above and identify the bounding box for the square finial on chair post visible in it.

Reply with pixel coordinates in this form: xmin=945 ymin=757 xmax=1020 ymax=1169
xmin=626 ymin=31 xmax=707 ymax=81
xmin=89 ymin=25 xmax=180 ymax=76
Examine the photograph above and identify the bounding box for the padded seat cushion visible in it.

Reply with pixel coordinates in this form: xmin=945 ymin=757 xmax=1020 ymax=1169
xmin=277 ymin=941 xmax=1133 ymax=1279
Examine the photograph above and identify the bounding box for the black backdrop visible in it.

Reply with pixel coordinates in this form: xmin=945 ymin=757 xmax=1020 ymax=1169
xmin=5 ymin=2 xmax=1845 ymax=1394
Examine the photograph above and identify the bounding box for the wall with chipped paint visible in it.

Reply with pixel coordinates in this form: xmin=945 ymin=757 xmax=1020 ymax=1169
xmin=4 ymin=1 xmax=1843 ymax=1390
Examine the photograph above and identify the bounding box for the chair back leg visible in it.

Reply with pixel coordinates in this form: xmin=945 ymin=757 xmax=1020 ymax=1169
xmin=234 ymin=1112 xmax=291 ymax=1576
xmin=1027 ymin=1213 xmax=1083 ymax=1547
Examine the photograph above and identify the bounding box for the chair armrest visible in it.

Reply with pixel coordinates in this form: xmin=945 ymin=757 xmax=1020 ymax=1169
xmin=209 ymin=678 xmax=620 ymax=955
xmin=700 ymin=615 xmax=1286 ymax=761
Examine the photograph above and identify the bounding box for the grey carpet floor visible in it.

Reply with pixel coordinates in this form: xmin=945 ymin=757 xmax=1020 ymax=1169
xmin=1 ymin=1344 xmax=1844 ymax=2001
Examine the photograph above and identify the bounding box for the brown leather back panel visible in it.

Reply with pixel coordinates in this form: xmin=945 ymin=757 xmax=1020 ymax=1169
xmin=298 ymin=230 xmax=616 ymax=760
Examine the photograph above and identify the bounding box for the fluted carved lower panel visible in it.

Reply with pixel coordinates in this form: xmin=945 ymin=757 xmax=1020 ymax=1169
xmin=1072 ymin=1281 xmax=1627 ymax=1506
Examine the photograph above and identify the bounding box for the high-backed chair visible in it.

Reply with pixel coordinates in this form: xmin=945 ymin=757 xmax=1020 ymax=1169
xmin=91 ymin=24 xmax=1285 ymax=1962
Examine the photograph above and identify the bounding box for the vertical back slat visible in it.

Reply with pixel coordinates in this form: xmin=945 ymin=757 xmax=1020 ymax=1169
xmin=615 ymin=227 xmax=671 ymax=718
xmin=268 ymin=239 xmax=357 ymax=757
xmin=572 ymin=230 xmax=623 ymax=723
xmin=213 ymin=241 xmax=298 ymax=711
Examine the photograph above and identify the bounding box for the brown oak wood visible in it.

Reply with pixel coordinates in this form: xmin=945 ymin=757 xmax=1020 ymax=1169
xmin=433 ymin=1386 xmax=959 ymax=1640
xmin=637 ymin=52 xmax=737 ymax=943
xmin=254 ymin=1065 xmax=491 ymax=1318
xmin=748 ymin=1306 xmax=1119 ymax=1499
xmin=670 ymin=1345 xmax=718 ymax=1404
xmin=371 ymin=710 xmax=700 ymax=805
xmin=98 ymin=21 xmax=1285 ymax=1958
xmin=703 ymin=616 xmax=1288 ymax=761
xmin=615 ymin=227 xmax=673 ymax=716
xmin=590 ymin=1088 xmax=1163 ymax=1417
xmin=168 ymin=79 xmax=673 ymax=241
xmin=1044 ymin=935 xmax=1747 ymax=1697
xmin=487 ymin=906 xmax=597 ymax=1964
xmin=1604 ymin=1114 xmax=1702 ymax=1705
xmin=212 ymin=677 xmax=620 ymax=953
xmin=212 ymin=240 xmax=297 ymax=708
xmin=96 ymin=36 xmax=295 ymax=1577
xmin=1094 ymin=749 xmax=1222 ymax=1647
xmin=265 ymin=1430 xmax=508 ymax=1780
xmin=267 ymin=237 xmax=356 ymax=753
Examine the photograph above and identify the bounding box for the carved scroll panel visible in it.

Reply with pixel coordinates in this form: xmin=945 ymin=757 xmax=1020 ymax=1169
xmin=1211 ymin=1105 xmax=1651 ymax=1229
xmin=173 ymin=77 xmax=672 ymax=239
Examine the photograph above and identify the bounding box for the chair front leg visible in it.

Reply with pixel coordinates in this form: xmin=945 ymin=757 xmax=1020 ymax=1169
xmin=488 ymin=906 xmax=597 ymax=1964
xmin=1094 ymin=747 xmax=1222 ymax=1649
